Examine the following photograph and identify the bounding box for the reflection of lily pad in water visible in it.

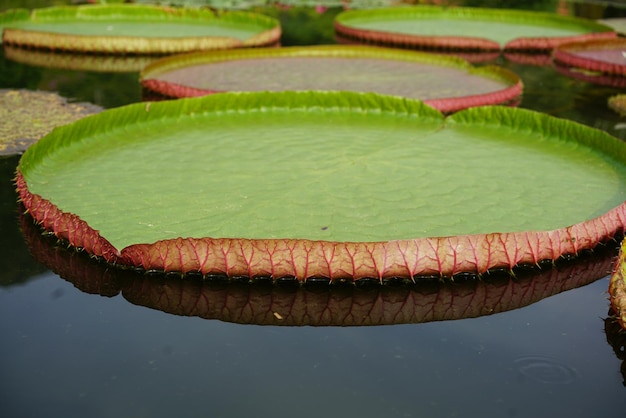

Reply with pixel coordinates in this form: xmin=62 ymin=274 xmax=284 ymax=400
xmin=22 ymin=213 xmax=618 ymax=325
xmin=0 ymin=4 xmax=281 ymax=53
xmin=334 ymin=6 xmax=616 ymax=51
xmin=0 ymin=89 xmax=101 ymax=155
xmin=140 ymin=45 xmax=523 ymax=113
xmin=553 ymin=38 xmax=626 ymax=76
xmin=3 ymin=44 xmax=160 ymax=73
xmin=15 ymin=91 xmax=626 ymax=281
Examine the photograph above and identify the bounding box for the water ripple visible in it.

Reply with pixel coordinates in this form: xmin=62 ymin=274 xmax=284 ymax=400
xmin=514 ymin=355 xmax=580 ymax=384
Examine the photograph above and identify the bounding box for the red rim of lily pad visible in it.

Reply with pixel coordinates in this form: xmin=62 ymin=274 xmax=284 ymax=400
xmin=22 ymin=212 xmax=618 ymax=325
xmin=334 ymin=6 xmax=616 ymax=52
xmin=140 ymin=45 xmax=523 ymax=113
xmin=503 ymin=52 xmax=554 ymax=67
xmin=554 ymin=61 xmax=626 ymax=88
xmin=553 ymin=38 xmax=626 ymax=76
xmin=0 ymin=4 xmax=281 ymax=54
xmin=333 ymin=31 xmax=503 ymax=64
xmin=15 ymin=91 xmax=626 ymax=282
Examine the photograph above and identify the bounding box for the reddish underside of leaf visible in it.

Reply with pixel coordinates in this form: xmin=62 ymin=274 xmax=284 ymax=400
xmin=141 ymin=78 xmax=523 ymax=114
xmin=553 ymin=38 xmax=626 ymax=75
xmin=334 ymin=20 xmax=616 ymax=52
xmin=23 ymin=211 xmax=615 ymax=326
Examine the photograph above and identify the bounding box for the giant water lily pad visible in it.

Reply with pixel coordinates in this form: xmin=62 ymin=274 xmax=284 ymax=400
xmin=0 ymin=4 xmax=281 ymax=54
xmin=15 ymin=91 xmax=626 ymax=281
xmin=553 ymin=38 xmax=626 ymax=77
xmin=334 ymin=6 xmax=616 ymax=52
xmin=140 ymin=45 xmax=522 ymax=113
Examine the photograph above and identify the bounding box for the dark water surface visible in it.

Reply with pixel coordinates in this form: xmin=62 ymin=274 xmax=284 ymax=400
xmin=2 ymin=1 xmax=626 ymax=417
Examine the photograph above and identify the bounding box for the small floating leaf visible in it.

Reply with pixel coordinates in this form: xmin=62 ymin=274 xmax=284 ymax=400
xmin=609 ymin=95 xmax=626 ymax=117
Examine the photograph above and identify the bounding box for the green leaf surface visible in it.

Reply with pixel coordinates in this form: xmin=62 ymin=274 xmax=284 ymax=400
xmin=0 ymin=4 xmax=280 ymax=49
xmin=140 ymin=45 xmax=522 ymax=112
xmin=335 ymin=6 xmax=614 ymax=48
xmin=18 ymin=91 xmax=626 ymax=251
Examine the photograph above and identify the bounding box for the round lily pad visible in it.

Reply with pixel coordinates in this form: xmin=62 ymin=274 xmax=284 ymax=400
xmin=15 ymin=91 xmax=626 ymax=281
xmin=0 ymin=89 xmax=101 ymax=156
xmin=334 ymin=6 xmax=616 ymax=52
xmin=0 ymin=4 xmax=281 ymax=54
xmin=140 ymin=45 xmax=523 ymax=113
xmin=553 ymin=38 xmax=626 ymax=76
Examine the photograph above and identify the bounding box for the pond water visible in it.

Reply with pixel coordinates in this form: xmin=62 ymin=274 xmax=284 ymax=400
xmin=2 ymin=1 xmax=626 ymax=418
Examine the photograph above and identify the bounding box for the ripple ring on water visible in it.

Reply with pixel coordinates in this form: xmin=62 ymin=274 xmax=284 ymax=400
xmin=514 ymin=355 xmax=580 ymax=384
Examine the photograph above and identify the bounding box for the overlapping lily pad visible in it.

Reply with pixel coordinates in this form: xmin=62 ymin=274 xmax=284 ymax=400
xmin=553 ymin=38 xmax=626 ymax=79
xmin=15 ymin=91 xmax=626 ymax=281
xmin=140 ymin=45 xmax=523 ymax=113
xmin=0 ymin=4 xmax=281 ymax=54
xmin=334 ymin=6 xmax=616 ymax=52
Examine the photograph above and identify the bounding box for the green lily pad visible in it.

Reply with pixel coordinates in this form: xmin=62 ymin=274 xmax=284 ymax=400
xmin=140 ymin=45 xmax=522 ymax=113
xmin=15 ymin=91 xmax=626 ymax=281
xmin=553 ymin=38 xmax=626 ymax=76
xmin=0 ymin=4 xmax=281 ymax=53
xmin=334 ymin=6 xmax=616 ymax=52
